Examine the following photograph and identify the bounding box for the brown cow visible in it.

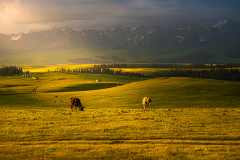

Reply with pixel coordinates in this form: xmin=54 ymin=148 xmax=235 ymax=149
xmin=69 ymin=97 xmax=84 ymax=111
xmin=142 ymin=97 xmax=152 ymax=109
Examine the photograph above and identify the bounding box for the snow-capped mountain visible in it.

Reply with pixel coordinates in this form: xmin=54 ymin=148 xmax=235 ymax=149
xmin=0 ymin=25 xmax=147 ymax=49
xmin=211 ymin=19 xmax=240 ymax=29
xmin=0 ymin=19 xmax=239 ymax=50
xmin=119 ymin=19 xmax=240 ymax=49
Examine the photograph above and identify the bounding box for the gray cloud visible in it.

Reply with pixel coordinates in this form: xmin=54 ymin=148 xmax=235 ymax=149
xmin=1 ymin=0 xmax=240 ymax=34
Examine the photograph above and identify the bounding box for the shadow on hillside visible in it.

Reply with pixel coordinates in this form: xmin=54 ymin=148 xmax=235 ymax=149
xmin=154 ymin=53 xmax=217 ymax=63
xmin=45 ymin=83 xmax=123 ymax=92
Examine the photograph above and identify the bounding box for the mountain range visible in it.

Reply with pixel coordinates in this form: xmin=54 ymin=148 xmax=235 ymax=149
xmin=1 ymin=19 xmax=240 ymax=50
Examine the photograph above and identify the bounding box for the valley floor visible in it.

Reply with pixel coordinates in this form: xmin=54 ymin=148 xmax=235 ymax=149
xmin=1 ymin=139 xmax=240 ymax=160
xmin=1 ymin=108 xmax=240 ymax=160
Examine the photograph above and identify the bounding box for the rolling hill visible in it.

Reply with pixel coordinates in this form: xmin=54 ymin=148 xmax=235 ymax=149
xmin=0 ymin=40 xmax=240 ymax=65
xmin=0 ymin=19 xmax=240 ymax=65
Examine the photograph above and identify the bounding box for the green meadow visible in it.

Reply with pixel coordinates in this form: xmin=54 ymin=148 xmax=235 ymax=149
xmin=1 ymin=40 xmax=240 ymax=66
xmin=1 ymin=69 xmax=240 ymax=159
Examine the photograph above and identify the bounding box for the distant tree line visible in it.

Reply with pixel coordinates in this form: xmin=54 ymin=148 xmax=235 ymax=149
xmin=0 ymin=66 xmax=22 ymax=76
xmin=66 ymin=67 xmax=146 ymax=78
xmin=188 ymin=63 xmax=240 ymax=68
xmin=2 ymin=64 xmax=239 ymax=82
xmin=93 ymin=63 xmax=240 ymax=69
xmin=157 ymin=68 xmax=240 ymax=82
xmin=62 ymin=65 xmax=240 ymax=82
xmin=93 ymin=63 xmax=173 ymax=68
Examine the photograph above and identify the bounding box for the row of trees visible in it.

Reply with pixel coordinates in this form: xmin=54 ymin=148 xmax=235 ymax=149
xmin=2 ymin=65 xmax=239 ymax=82
xmin=69 ymin=67 xmax=146 ymax=77
xmin=188 ymin=63 xmax=240 ymax=68
xmin=93 ymin=63 xmax=173 ymax=68
xmin=0 ymin=66 xmax=22 ymax=76
xmin=93 ymin=63 xmax=240 ymax=69
xmin=158 ymin=68 xmax=240 ymax=82
xmin=67 ymin=65 xmax=240 ymax=81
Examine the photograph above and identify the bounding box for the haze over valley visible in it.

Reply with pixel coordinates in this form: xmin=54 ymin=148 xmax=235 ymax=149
xmin=0 ymin=19 xmax=240 ymax=65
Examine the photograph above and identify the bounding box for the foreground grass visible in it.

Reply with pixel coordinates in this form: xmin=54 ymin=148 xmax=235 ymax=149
xmin=1 ymin=72 xmax=240 ymax=159
xmin=1 ymin=108 xmax=240 ymax=159
xmin=2 ymin=108 xmax=240 ymax=141
xmin=2 ymin=139 xmax=240 ymax=160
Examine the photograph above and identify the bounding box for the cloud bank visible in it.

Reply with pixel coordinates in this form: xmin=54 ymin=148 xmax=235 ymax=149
xmin=0 ymin=0 xmax=240 ymax=34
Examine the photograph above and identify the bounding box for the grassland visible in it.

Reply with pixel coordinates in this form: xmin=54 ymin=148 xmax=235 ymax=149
xmin=1 ymin=40 xmax=240 ymax=66
xmin=20 ymin=64 xmax=96 ymax=73
xmin=0 ymin=70 xmax=240 ymax=159
xmin=20 ymin=63 xmax=240 ymax=78
xmin=109 ymin=67 xmax=217 ymax=77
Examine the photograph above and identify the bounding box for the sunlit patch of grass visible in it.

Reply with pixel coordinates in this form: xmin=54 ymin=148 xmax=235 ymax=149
xmin=21 ymin=64 xmax=95 ymax=73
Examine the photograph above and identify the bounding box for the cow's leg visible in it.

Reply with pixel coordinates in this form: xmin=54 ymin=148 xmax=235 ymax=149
xmin=144 ymin=104 xmax=146 ymax=110
xmin=70 ymin=105 xmax=73 ymax=111
xmin=75 ymin=106 xmax=78 ymax=112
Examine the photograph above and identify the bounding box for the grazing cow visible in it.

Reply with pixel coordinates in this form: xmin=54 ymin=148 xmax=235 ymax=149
xmin=142 ymin=97 xmax=152 ymax=109
xmin=69 ymin=97 xmax=84 ymax=111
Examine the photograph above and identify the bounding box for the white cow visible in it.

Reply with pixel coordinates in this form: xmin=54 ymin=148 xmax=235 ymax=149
xmin=142 ymin=97 xmax=152 ymax=109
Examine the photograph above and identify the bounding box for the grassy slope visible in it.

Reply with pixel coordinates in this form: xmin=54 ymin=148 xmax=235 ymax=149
xmin=1 ymin=72 xmax=240 ymax=109
xmin=0 ymin=72 xmax=240 ymax=159
xmin=156 ymin=40 xmax=240 ymax=63
xmin=1 ymin=41 xmax=240 ymax=66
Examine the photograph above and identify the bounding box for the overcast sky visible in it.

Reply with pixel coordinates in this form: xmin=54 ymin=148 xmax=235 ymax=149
xmin=1 ymin=0 xmax=240 ymax=34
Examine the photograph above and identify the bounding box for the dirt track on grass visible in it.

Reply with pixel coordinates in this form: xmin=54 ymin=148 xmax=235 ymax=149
xmin=2 ymin=139 xmax=240 ymax=146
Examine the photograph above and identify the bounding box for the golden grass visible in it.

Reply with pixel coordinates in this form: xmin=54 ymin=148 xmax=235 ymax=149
xmin=1 ymin=139 xmax=240 ymax=159
xmin=1 ymin=108 xmax=240 ymax=159
xmin=1 ymin=71 xmax=240 ymax=159
xmin=21 ymin=64 xmax=95 ymax=73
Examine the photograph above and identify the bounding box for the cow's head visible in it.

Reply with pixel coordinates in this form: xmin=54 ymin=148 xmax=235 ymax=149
xmin=69 ymin=98 xmax=74 ymax=103
xmin=80 ymin=106 xmax=84 ymax=111
xmin=148 ymin=97 xmax=152 ymax=103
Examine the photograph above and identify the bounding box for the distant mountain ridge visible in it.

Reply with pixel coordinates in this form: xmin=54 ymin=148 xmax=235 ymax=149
xmin=117 ymin=19 xmax=240 ymax=49
xmin=0 ymin=19 xmax=240 ymax=50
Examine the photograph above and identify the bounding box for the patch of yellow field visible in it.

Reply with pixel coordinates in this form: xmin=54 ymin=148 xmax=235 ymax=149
xmin=21 ymin=64 xmax=95 ymax=72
